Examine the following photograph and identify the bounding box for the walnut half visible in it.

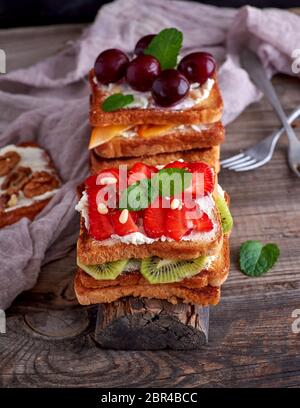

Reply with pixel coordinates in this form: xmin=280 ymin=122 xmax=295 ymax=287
xmin=23 ymin=171 xmax=60 ymax=198
xmin=1 ymin=166 xmax=32 ymax=195
xmin=0 ymin=151 xmax=21 ymax=176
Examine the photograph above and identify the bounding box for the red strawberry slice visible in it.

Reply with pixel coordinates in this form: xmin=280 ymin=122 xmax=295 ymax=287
xmin=143 ymin=198 xmax=167 ymax=238
xmin=128 ymin=162 xmax=158 ymax=185
xmin=187 ymin=162 xmax=214 ymax=197
xmin=85 ymin=174 xmax=97 ymax=189
xmin=86 ymin=187 xmax=114 ymax=240
xmin=163 ymin=160 xmax=188 ymax=170
xmin=165 ymin=205 xmax=191 ymax=241
xmin=193 ymin=211 xmax=214 ymax=232
xmin=110 ymin=210 xmax=138 ymax=236
xmin=95 ymin=168 xmax=120 ymax=186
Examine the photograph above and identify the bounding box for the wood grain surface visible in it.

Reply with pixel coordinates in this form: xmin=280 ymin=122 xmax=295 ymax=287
xmin=0 ymin=22 xmax=300 ymax=388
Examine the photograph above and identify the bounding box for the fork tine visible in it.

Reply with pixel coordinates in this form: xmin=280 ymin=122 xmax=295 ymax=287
xmin=222 ymin=155 xmax=252 ymax=169
xmin=221 ymin=153 xmax=244 ymax=166
xmin=229 ymin=158 xmax=257 ymax=170
xmin=235 ymin=160 xmax=267 ymax=171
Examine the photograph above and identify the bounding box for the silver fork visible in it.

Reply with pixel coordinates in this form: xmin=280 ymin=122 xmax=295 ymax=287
xmin=239 ymin=48 xmax=300 ymax=177
xmin=221 ymin=106 xmax=300 ymax=172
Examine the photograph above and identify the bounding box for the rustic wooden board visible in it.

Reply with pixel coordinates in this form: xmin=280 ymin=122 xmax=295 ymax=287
xmin=0 ymin=21 xmax=300 ymax=387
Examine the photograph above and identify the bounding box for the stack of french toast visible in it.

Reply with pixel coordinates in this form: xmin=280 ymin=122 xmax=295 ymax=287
xmin=75 ymin=28 xmax=233 ymax=308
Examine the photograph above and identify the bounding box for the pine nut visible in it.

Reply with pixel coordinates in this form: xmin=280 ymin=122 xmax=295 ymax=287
xmin=119 ymin=209 xmax=129 ymax=224
xmin=170 ymin=198 xmax=182 ymax=210
xmin=7 ymin=194 xmax=18 ymax=207
xmin=99 ymin=176 xmax=117 ymax=185
xmin=97 ymin=203 xmax=108 ymax=214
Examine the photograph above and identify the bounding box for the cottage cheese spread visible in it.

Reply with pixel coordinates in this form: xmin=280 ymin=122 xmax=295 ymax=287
xmin=97 ymin=77 xmax=215 ymax=111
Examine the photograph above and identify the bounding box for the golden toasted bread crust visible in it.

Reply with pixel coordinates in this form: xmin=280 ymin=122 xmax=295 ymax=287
xmin=93 ymin=122 xmax=224 ymax=159
xmin=90 ymin=146 xmax=220 ymax=174
xmin=75 ymin=271 xmax=220 ymax=306
xmin=0 ymin=198 xmax=51 ymax=228
xmin=89 ymin=70 xmax=223 ymax=126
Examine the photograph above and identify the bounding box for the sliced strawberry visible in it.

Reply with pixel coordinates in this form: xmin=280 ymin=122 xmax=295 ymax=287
xmin=86 ymin=187 xmax=114 ymax=240
xmin=165 ymin=205 xmax=191 ymax=241
xmin=163 ymin=160 xmax=188 ymax=170
xmin=95 ymin=167 xmax=120 ymax=186
xmin=193 ymin=211 xmax=214 ymax=232
xmin=110 ymin=210 xmax=138 ymax=236
xmin=85 ymin=174 xmax=97 ymax=189
xmin=143 ymin=198 xmax=167 ymax=238
xmin=187 ymin=162 xmax=214 ymax=197
xmin=128 ymin=162 xmax=158 ymax=185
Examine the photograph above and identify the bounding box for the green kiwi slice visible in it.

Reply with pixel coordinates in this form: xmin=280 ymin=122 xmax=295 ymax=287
xmin=77 ymin=258 xmax=128 ymax=280
xmin=140 ymin=256 xmax=208 ymax=284
xmin=216 ymin=194 xmax=233 ymax=234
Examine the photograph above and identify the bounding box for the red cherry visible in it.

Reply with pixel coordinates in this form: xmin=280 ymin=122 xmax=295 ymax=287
xmin=126 ymin=55 xmax=161 ymax=92
xmin=151 ymin=69 xmax=190 ymax=107
xmin=134 ymin=34 xmax=156 ymax=56
xmin=178 ymin=52 xmax=216 ymax=85
xmin=94 ymin=49 xmax=129 ymax=84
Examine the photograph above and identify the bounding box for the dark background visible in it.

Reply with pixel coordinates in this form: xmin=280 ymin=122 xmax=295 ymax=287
xmin=0 ymin=0 xmax=299 ymax=28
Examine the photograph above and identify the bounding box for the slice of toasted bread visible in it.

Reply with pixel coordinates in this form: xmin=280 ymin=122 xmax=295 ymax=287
xmin=90 ymin=146 xmax=220 ymax=174
xmin=89 ymin=70 xmax=223 ymax=126
xmin=93 ymin=121 xmax=224 ymax=159
xmin=0 ymin=142 xmax=60 ymax=228
xmin=75 ymin=273 xmax=220 ymax=306
xmin=74 ymin=236 xmax=229 ymax=306
xmin=77 ymin=217 xmax=223 ymax=265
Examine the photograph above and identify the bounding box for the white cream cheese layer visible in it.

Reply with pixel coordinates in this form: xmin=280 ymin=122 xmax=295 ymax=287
xmin=76 ymin=187 xmax=220 ymax=246
xmin=0 ymin=144 xmax=59 ymax=212
xmin=96 ymin=77 xmax=215 ymax=111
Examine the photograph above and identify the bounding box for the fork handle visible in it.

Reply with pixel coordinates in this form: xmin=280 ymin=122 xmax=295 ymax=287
xmin=256 ymin=73 xmax=299 ymax=144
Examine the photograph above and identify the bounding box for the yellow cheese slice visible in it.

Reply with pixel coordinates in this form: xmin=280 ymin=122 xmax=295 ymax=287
xmin=89 ymin=125 xmax=131 ymax=149
xmin=138 ymin=125 xmax=174 ymax=138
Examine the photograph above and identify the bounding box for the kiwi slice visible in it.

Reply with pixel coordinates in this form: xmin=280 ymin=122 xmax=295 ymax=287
xmin=77 ymin=258 xmax=128 ymax=280
xmin=140 ymin=256 xmax=208 ymax=284
xmin=216 ymin=194 xmax=233 ymax=234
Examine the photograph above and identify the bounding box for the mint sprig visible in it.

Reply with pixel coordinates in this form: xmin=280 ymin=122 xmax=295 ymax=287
xmin=144 ymin=28 xmax=183 ymax=70
xmin=239 ymin=240 xmax=280 ymax=277
xmin=119 ymin=179 xmax=158 ymax=212
xmin=153 ymin=168 xmax=192 ymax=197
xmin=102 ymin=93 xmax=134 ymax=112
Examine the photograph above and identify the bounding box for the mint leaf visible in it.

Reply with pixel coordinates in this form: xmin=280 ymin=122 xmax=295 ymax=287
xmin=144 ymin=28 xmax=183 ymax=70
xmin=153 ymin=168 xmax=192 ymax=197
xmin=102 ymin=93 xmax=134 ymax=112
xmin=119 ymin=179 xmax=158 ymax=211
xmin=239 ymin=240 xmax=280 ymax=277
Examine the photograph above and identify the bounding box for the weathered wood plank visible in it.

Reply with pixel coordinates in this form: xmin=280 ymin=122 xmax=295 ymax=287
xmin=0 ymin=21 xmax=300 ymax=387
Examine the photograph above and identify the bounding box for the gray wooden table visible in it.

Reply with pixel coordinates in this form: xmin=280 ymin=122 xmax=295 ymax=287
xmin=0 ymin=22 xmax=300 ymax=388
